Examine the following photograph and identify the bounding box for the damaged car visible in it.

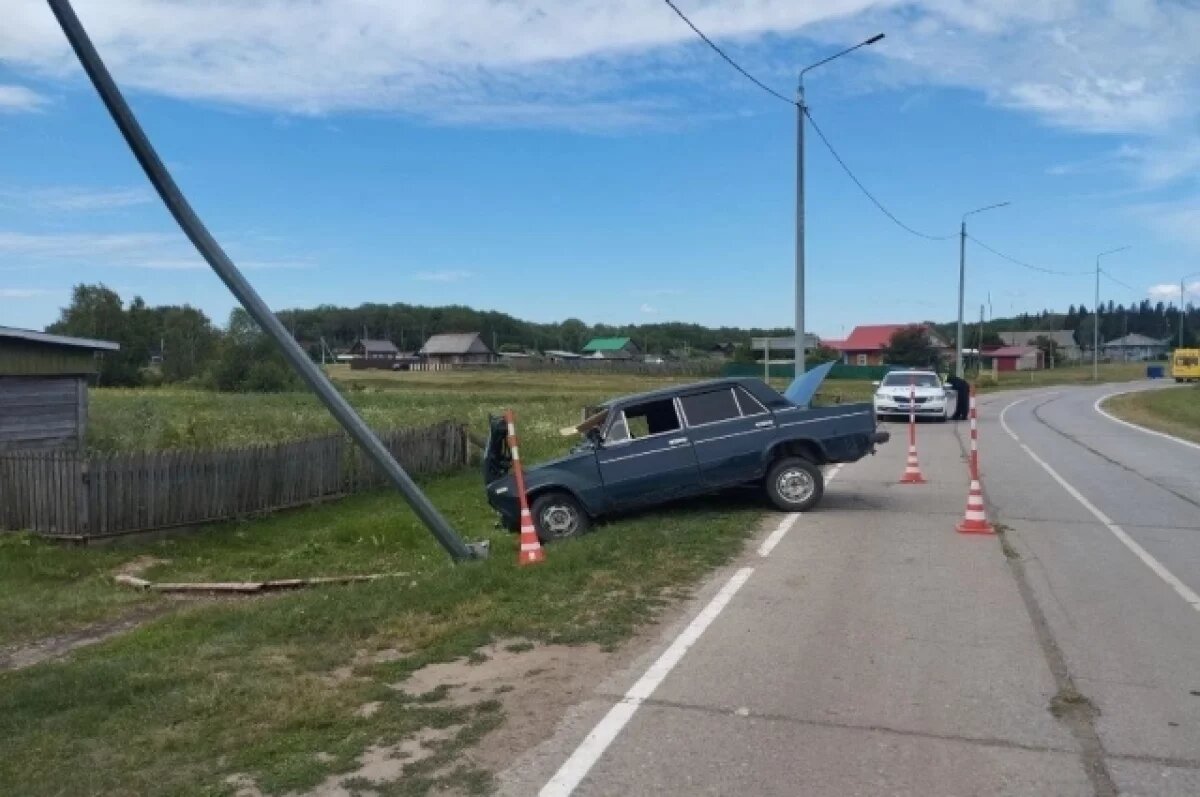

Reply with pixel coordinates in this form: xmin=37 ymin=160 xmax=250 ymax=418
xmin=483 ymin=375 xmax=889 ymax=542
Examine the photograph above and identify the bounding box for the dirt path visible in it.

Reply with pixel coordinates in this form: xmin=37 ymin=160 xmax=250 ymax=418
xmin=0 ymin=603 xmax=171 ymax=673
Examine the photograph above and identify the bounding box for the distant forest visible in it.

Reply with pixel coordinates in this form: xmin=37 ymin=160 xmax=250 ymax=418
xmin=45 ymin=284 xmax=1200 ymax=390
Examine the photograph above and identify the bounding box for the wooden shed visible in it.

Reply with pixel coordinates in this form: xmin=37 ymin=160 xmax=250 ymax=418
xmin=0 ymin=326 xmax=119 ymax=452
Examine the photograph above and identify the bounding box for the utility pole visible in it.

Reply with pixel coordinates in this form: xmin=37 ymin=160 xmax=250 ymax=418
xmin=1180 ymin=273 xmax=1200 ymax=348
xmin=795 ymin=32 xmax=885 ymax=379
xmin=957 ymin=202 xmax=1009 ymax=377
xmin=1093 ymin=246 xmax=1130 ymax=380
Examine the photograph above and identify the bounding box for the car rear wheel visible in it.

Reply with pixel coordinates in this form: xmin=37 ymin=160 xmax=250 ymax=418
xmin=530 ymin=491 xmax=591 ymax=543
xmin=765 ymin=457 xmax=824 ymax=513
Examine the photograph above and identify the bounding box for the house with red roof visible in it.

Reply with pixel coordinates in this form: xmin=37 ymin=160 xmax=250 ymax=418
xmin=827 ymin=324 xmax=952 ymax=366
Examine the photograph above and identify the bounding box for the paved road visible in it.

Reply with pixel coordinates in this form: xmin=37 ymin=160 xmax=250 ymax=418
xmin=498 ymin=382 xmax=1200 ymax=796
xmin=983 ymin=382 xmax=1200 ymax=795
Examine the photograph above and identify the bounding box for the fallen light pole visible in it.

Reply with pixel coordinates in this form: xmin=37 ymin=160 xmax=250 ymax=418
xmin=46 ymin=0 xmax=485 ymax=561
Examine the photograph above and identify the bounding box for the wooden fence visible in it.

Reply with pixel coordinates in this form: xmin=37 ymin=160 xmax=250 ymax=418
xmin=0 ymin=421 xmax=469 ymax=539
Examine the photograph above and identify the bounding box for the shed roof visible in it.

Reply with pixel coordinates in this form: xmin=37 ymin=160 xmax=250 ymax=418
xmin=1000 ymin=330 xmax=1077 ymax=348
xmin=419 ymin=332 xmax=493 ymax=355
xmin=0 ymin=326 xmax=119 ymax=352
xmin=988 ymin=346 xmax=1038 ymax=358
xmin=1104 ymin=333 xmax=1168 ymax=347
xmin=582 ymin=337 xmax=633 ymax=352
xmin=354 ymin=338 xmax=399 ymax=354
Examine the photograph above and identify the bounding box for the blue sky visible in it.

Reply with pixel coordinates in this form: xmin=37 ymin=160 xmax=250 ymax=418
xmin=2 ymin=0 xmax=1199 ymax=339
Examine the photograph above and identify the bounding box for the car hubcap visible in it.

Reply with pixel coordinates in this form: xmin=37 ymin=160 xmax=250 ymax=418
xmin=777 ymin=469 xmax=815 ymax=504
xmin=540 ymin=504 xmax=579 ymax=538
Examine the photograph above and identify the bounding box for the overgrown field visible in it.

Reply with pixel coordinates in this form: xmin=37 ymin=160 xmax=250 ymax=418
xmin=86 ymin=363 xmax=1148 ymax=455
xmin=87 ymin=369 xmax=702 ymax=458
xmin=1103 ymin=385 xmax=1200 ymax=444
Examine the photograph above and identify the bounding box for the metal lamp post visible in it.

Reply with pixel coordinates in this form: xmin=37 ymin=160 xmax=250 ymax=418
xmin=1093 ymin=246 xmax=1131 ymax=381
xmin=795 ymin=32 xmax=884 ymax=377
xmin=1180 ymin=272 xmax=1200 ymax=348
xmin=956 ymin=202 xmax=1010 ymax=377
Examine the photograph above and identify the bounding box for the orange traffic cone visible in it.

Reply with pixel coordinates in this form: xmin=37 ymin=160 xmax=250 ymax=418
xmin=898 ymin=377 xmax=926 ymax=485
xmin=899 ymin=444 xmax=927 ymax=484
xmin=517 ymin=507 xmax=546 ymax=566
xmin=956 ymin=478 xmax=995 ymax=534
xmin=504 ymin=410 xmax=546 ymax=566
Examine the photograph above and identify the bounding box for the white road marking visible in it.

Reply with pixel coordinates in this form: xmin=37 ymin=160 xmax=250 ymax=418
xmin=1094 ymin=391 xmax=1200 ymax=452
xmin=539 ymin=567 xmax=755 ymax=797
xmin=999 ymin=398 xmax=1200 ymax=614
xmin=757 ymin=464 xmax=843 ymax=557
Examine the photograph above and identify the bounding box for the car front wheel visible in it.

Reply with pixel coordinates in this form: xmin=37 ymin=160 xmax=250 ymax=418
xmin=530 ymin=491 xmax=591 ymax=543
xmin=765 ymin=457 xmax=825 ymax=513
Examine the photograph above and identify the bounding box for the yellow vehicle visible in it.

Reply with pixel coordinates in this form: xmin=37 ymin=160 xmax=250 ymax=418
xmin=1171 ymin=348 xmax=1200 ymax=382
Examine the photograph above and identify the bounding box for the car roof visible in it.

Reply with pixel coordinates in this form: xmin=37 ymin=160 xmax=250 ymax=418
xmin=600 ymin=377 xmax=776 ymax=408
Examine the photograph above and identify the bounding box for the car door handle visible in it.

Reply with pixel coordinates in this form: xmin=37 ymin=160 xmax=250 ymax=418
xmin=669 ymin=437 xmax=689 ymax=446
xmin=754 ymin=420 xmax=774 ymax=428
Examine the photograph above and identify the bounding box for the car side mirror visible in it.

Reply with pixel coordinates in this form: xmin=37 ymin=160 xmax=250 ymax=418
xmin=871 ymin=381 xmax=880 ymax=387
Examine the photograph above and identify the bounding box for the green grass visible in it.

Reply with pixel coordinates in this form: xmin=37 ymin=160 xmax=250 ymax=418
xmin=0 ymin=536 xmax=155 ymax=647
xmin=1103 ymin=385 xmax=1200 ymax=444
xmin=3 ymin=368 xmax=769 ymax=796
xmin=87 ymin=368 xmax=700 ymax=460
xmin=0 ymin=478 xmax=761 ymax=796
xmin=973 ymin=362 xmax=1147 ymax=391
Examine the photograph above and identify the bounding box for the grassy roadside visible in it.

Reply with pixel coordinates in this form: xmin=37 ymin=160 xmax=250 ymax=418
xmin=1102 ymin=385 xmax=1200 ymax=444
xmin=3 ymin=365 xmax=769 ymax=796
xmin=0 ymin=472 xmax=763 ymax=796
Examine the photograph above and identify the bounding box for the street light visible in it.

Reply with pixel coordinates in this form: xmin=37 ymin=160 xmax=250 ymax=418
xmin=1093 ymin=246 xmax=1131 ymax=381
xmin=956 ymin=202 xmax=1010 ymax=377
xmin=795 ymin=32 xmax=885 ymax=377
xmin=1180 ymin=271 xmax=1200 ymax=348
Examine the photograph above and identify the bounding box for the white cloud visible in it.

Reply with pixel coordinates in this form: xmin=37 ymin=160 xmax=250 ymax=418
xmin=0 ymin=287 xmax=53 ymax=298
xmin=0 ymin=231 xmax=315 ymax=270
xmin=640 ymin=303 xmax=658 ymax=314
xmin=1148 ymin=282 xmax=1200 ymax=301
xmin=0 ymin=83 xmax=48 ymax=112
xmin=413 ymin=270 xmax=471 ymax=282
xmin=2 ymin=0 xmax=1196 ymax=135
xmin=0 ymin=186 xmax=154 ymax=211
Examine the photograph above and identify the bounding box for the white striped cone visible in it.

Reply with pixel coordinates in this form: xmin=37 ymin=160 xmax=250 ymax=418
xmin=517 ymin=508 xmax=546 ymax=565
xmin=956 ymin=479 xmax=995 ymax=534
xmin=899 ymin=444 xmax=927 ymax=484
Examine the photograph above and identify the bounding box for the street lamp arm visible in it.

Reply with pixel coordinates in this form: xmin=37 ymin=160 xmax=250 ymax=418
xmin=963 ymin=201 xmax=1010 ymax=223
xmin=799 ymin=33 xmax=885 ymax=84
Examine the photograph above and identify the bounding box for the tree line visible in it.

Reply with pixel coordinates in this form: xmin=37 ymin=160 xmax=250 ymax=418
xmin=932 ymin=302 xmax=1199 ymax=350
xmin=46 ymin=284 xmax=794 ymax=389
xmin=46 ymin=284 xmax=1199 ymax=390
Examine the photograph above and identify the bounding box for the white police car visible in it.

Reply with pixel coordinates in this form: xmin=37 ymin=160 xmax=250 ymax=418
xmin=873 ymin=370 xmax=953 ymax=422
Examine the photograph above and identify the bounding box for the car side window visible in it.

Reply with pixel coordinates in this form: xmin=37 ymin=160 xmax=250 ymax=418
xmin=733 ymin=386 xmax=768 ymax=416
xmin=620 ymin=398 xmax=681 ymax=440
xmin=681 ymin=389 xmax=741 ymax=426
xmin=606 ymin=413 xmax=630 ymax=444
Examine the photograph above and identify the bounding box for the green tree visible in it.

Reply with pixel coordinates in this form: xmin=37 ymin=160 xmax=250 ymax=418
xmin=1032 ymin=335 xmax=1059 ymax=367
xmin=203 ymin=309 xmax=299 ymax=392
xmin=160 ymin=306 xmax=220 ymax=382
xmin=980 ymin=330 xmax=1004 ymax=348
xmin=881 ymin=325 xmax=941 ymax=368
xmin=47 ymin=284 xmax=143 ymax=386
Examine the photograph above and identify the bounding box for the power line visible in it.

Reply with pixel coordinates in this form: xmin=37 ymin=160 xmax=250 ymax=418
xmin=967 ymin=234 xmax=1091 ymax=276
xmin=661 ymin=0 xmax=796 ymax=106
xmin=1100 ymin=269 xmax=1141 ymax=295
xmin=803 ymin=108 xmax=955 ymax=242
xmin=663 ymin=0 xmax=954 ymax=243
